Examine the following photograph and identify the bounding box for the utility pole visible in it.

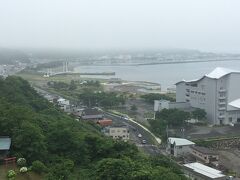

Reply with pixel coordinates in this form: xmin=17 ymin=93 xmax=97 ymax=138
xmin=166 ymin=124 xmax=169 ymax=138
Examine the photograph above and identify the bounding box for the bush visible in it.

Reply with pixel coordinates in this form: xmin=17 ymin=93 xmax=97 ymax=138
xmin=19 ymin=167 xmax=28 ymax=173
xmin=7 ymin=170 xmax=16 ymax=179
xmin=32 ymin=160 xmax=47 ymax=174
xmin=17 ymin=158 xmax=26 ymax=167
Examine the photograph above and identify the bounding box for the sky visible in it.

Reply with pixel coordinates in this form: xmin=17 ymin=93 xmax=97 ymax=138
xmin=0 ymin=0 xmax=240 ymax=53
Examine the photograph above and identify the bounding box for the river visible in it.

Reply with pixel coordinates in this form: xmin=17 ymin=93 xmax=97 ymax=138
xmin=74 ymin=60 xmax=240 ymax=90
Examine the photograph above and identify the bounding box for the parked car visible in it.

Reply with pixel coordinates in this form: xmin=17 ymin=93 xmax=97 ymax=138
xmin=138 ymin=134 xmax=142 ymax=138
xmin=142 ymin=139 xmax=146 ymax=144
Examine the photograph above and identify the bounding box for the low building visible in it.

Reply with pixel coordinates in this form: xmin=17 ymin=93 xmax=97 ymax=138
xmin=97 ymin=119 xmax=113 ymax=127
xmin=103 ymin=125 xmax=130 ymax=141
xmin=191 ymin=146 xmax=219 ymax=164
xmin=166 ymin=137 xmax=195 ymax=157
xmin=81 ymin=108 xmax=104 ymax=120
xmin=154 ymin=100 xmax=190 ymax=112
xmin=0 ymin=137 xmax=11 ymax=159
xmin=57 ymin=98 xmax=71 ymax=112
xmin=183 ymin=162 xmax=226 ymax=180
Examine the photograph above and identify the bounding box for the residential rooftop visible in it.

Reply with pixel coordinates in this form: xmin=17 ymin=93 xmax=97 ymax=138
xmin=183 ymin=162 xmax=226 ymax=179
xmin=168 ymin=137 xmax=195 ymax=146
xmin=83 ymin=108 xmax=103 ymax=116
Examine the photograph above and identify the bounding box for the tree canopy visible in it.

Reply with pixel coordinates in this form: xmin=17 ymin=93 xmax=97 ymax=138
xmin=141 ymin=93 xmax=175 ymax=103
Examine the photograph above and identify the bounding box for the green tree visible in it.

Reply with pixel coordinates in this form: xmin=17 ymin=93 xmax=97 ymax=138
xmin=192 ymin=108 xmax=206 ymax=120
xmin=95 ymin=158 xmax=134 ymax=180
xmin=32 ymin=160 xmax=48 ymax=174
xmin=130 ymin=105 xmax=137 ymax=111
xmin=69 ymin=80 xmax=77 ymax=90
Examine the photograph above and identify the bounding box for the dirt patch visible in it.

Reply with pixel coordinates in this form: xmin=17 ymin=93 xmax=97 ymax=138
xmin=218 ymin=149 xmax=240 ymax=177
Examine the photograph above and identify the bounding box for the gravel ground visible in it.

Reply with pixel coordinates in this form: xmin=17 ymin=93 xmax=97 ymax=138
xmin=218 ymin=149 xmax=240 ymax=177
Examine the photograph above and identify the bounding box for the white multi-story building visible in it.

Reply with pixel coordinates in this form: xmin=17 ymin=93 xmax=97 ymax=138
xmin=176 ymin=67 xmax=240 ymax=125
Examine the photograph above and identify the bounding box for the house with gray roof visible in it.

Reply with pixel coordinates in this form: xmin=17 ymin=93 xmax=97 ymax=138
xmin=166 ymin=137 xmax=195 ymax=157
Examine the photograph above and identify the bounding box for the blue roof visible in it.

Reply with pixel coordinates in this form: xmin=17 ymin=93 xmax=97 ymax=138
xmin=0 ymin=137 xmax=11 ymax=150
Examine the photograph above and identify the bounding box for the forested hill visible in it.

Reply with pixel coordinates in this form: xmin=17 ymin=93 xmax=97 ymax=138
xmin=0 ymin=76 xmax=186 ymax=179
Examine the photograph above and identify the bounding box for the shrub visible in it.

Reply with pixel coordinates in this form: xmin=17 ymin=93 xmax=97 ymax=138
xmin=7 ymin=170 xmax=16 ymax=179
xmin=20 ymin=167 xmax=28 ymax=173
xmin=32 ymin=160 xmax=47 ymax=174
xmin=17 ymin=158 xmax=26 ymax=167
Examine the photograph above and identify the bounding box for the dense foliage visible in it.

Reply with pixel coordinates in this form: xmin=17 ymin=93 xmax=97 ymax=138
xmin=149 ymin=109 xmax=190 ymax=137
xmin=192 ymin=108 xmax=207 ymax=120
xmin=0 ymin=76 xmax=185 ymax=179
xmin=78 ymin=91 xmax=126 ymax=108
xmin=141 ymin=93 xmax=175 ymax=103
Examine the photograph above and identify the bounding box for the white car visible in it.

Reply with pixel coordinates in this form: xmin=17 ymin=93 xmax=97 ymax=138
xmin=138 ymin=134 xmax=142 ymax=138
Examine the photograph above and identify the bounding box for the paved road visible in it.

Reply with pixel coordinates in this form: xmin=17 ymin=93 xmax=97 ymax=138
xmin=105 ymin=112 xmax=162 ymax=156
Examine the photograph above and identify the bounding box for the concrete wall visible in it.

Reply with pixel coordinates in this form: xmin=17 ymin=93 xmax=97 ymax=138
xmin=169 ymin=102 xmax=191 ymax=109
xmin=174 ymin=145 xmax=193 ymax=157
xmin=176 ymin=82 xmax=186 ymax=102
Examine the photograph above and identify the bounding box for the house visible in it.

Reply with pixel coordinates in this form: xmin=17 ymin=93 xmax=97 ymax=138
xmin=81 ymin=108 xmax=104 ymax=120
xmin=57 ymin=98 xmax=71 ymax=112
xmin=166 ymin=137 xmax=195 ymax=157
xmin=191 ymin=146 xmax=219 ymax=164
xmin=97 ymin=119 xmax=113 ymax=127
xmin=176 ymin=67 xmax=240 ymax=125
xmin=0 ymin=137 xmax=11 ymax=159
xmin=43 ymin=94 xmax=56 ymax=103
xmin=183 ymin=162 xmax=226 ymax=180
xmin=103 ymin=125 xmax=130 ymax=141
xmin=72 ymin=107 xmax=85 ymax=117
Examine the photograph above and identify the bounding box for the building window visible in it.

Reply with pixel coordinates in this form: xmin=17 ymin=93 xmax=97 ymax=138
xmin=111 ymin=130 xmax=115 ymax=133
xmin=237 ymin=118 xmax=240 ymax=123
xmin=229 ymin=117 xmax=232 ymax=122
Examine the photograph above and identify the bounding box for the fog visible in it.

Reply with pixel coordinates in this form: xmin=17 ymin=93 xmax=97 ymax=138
xmin=0 ymin=0 xmax=240 ymax=53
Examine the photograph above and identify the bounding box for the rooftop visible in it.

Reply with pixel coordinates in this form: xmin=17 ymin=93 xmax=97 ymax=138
xmin=191 ymin=146 xmax=218 ymax=155
xmin=183 ymin=162 xmax=225 ymax=179
xmin=176 ymin=67 xmax=240 ymax=84
xmin=83 ymin=108 xmax=103 ymax=116
xmin=168 ymin=137 xmax=195 ymax=146
xmin=229 ymin=98 xmax=240 ymax=109
xmin=206 ymin=67 xmax=240 ymax=79
xmin=0 ymin=137 xmax=11 ymax=150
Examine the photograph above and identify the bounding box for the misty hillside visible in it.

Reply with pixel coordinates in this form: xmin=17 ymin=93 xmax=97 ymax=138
xmin=0 ymin=76 xmax=185 ymax=179
xmin=0 ymin=48 xmax=30 ymax=64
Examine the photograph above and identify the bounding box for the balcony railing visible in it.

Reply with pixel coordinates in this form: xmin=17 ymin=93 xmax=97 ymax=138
xmin=219 ymin=96 xmax=226 ymax=100
xmin=219 ymin=101 xmax=226 ymax=105
xmin=218 ymin=115 xmax=225 ymax=118
xmin=219 ymin=89 xmax=226 ymax=92
xmin=218 ymin=107 xmax=226 ymax=111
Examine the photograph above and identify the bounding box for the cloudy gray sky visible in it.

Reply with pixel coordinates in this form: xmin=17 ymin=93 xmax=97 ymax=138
xmin=0 ymin=0 xmax=239 ymax=52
